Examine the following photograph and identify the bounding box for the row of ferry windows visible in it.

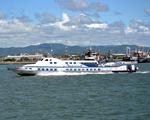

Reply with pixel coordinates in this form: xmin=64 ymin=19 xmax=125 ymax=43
xmin=42 ymin=59 xmax=52 ymax=61
xmin=66 ymin=68 xmax=101 ymax=71
xmin=41 ymin=59 xmax=57 ymax=64
xmin=65 ymin=62 xmax=76 ymax=64
xmin=65 ymin=62 xmax=97 ymax=65
xmin=38 ymin=68 xmax=57 ymax=71
xmin=49 ymin=62 xmax=57 ymax=64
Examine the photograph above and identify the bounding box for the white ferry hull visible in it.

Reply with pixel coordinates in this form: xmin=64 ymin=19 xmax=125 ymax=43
xmin=12 ymin=57 xmax=138 ymax=76
xmin=14 ymin=67 xmax=136 ymax=76
xmin=36 ymin=71 xmax=114 ymax=76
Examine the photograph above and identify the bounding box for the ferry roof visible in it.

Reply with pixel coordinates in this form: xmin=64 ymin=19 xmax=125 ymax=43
xmin=41 ymin=57 xmax=98 ymax=63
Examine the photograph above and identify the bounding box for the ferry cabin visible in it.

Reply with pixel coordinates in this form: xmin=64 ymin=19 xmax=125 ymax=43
xmin=21 ymin=58 xmax=136 ymax=74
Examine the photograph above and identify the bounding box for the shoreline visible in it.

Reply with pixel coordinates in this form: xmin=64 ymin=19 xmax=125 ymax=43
xmin=0 ymin=61 xmax=35 ymax=65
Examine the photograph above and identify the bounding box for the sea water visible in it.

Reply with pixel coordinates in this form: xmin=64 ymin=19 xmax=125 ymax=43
xmin=0 ymin=63 xmax=150 ymax=120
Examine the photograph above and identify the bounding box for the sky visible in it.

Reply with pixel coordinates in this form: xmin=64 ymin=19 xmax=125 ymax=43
xmin=0 ymin=0 xmax=150 ymax=47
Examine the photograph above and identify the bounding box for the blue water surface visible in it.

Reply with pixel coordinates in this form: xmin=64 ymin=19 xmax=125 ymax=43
xmin=0 ymin=63 xmax=150 ymax=120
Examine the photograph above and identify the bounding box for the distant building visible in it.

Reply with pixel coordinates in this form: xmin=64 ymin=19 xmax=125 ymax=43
xmin=5 ymin=53 xmax=44 ymax=61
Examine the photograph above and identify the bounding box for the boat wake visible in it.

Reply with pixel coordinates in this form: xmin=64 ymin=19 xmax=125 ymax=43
xmin=0 ymin=68 xmax=6 ymax=70
xmin=135 ymin=71 xmax=150 ymax=74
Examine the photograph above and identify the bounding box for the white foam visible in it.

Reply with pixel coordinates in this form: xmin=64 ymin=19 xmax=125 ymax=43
xmin=136 ymin=71 xmax=150 ymax=74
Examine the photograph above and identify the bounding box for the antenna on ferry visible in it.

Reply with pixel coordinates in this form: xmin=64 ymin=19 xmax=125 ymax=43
xmin=50 ymin=44 xmax=53 ymax=56
xmin=51 ymin=49 xmax=53 ymax=55
xmin=65 ymin=45 xmax=68 ymax=55
xmin=65 ymin=40 xmax=68 ymax=55
xmin=89 ymin=39 xmax=92 ymax=51
xmin=126 ymin=46 xmax=131 ymax=56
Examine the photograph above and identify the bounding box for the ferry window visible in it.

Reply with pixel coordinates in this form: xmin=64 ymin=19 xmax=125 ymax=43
xmin=90 ymin=69 xmax=92 ymax=71
xmin=50 ymin=69 xmax=53 ymax=71
xmin=86 ymin=69 xmax=89 ymax=71
xmin=41 ymin=59 xmax=43 ymax=61
xmin=70 ymin=62 xmax=72 ymax=64
xmin=65 ymin=62 xmax=68 ymax=64
xmin=50 ymin=62 xmax=52 ymax=64
xmin=70 ymin=69 xmax=72 ymax=71
xmin=82 ymin=69 xmax=84 ymax=71
xmin=74 ymin=62 xmax=76 ymax=64
xmin=38 ymin=68 xmax=40 ymax=71
xmin=54 ymin=69 xmax=57 ymax=71
xmin=45 ymin=59 xmax=48 ymax=61
xmin=98 ymin=69 xmax=101 ymax=71
xmin=74 ymin=69 xmax=76 ymax=71
xmin=78 ymin=69 xmax=81 ymax=71
xmin=46 ymin=68 xmax=49 ymax=71
xmin=29 ymin=68 xmax=32 ymax=70
xmin=50 ymin=59 xmax=52 ymax=61
xmin=42 ymin=68 xmax=44 ymax=71
xmin=54 ymin=62 xmax=57 ymax=64
xmin=66 ymin=69 xmax=69 ymax=71
xmin=94 ymin=69 xmax=96 ymax=71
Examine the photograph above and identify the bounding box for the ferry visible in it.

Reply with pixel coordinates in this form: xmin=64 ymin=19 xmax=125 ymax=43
xmin=14 ymin=56 xmax=138 ymax=76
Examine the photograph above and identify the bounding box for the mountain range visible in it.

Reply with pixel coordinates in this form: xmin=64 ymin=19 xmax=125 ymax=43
xmin=0 ymin=43 xmax=149 ymax=56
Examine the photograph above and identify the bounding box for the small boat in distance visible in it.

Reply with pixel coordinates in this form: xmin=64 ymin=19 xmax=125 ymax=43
xmin=12 ymin=56 xmax=138 ymax=76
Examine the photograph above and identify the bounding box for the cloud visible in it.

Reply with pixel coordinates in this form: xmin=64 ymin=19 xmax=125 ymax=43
xmin=55 ymin=0 xmax=88 ymax=11
xmin=0 ymin=11 xmax=5 ymax=19
xmin=85 ymin=23 xmax=108 ymax=30
xmin=125 ymin=20 xmax=150 ymax=34
xmin=82 ymin=12 xmax=100 ymax=18
xmin=109 ymin=21 xmax=124 ymax=29
xmin=0 ymin=19 xmax=35 ymax=33
xmin=0 ymin=13 xmax=150 ymax=47
xmin=55 ymin=0 xmax=108 ymax=12
xmin=75 ymin=13 xmax=92 ymax=24
xmin=145 ymin=8 xmax=150 ymax=16
xmin=35 ymin=12 xmax=56 ymax=24
xmin=48 ymin=13 xmax=108 ymax=31
xmin=108 ymin=21 xmax=125 ymax=34
xmin=48 ymin=13 xmax=76 ymax=31
xmin=88 ymin=1 xmax=108 ymax=12
xmin=64 ymin=13 xmax=93 ymax=27
xmin=125 ymin=27 xmax=137 ymax=34
xmin=0 ymin=18 xmax=41 ymax=47
xmin=16 ymin=15 xmax=32 ymax=23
